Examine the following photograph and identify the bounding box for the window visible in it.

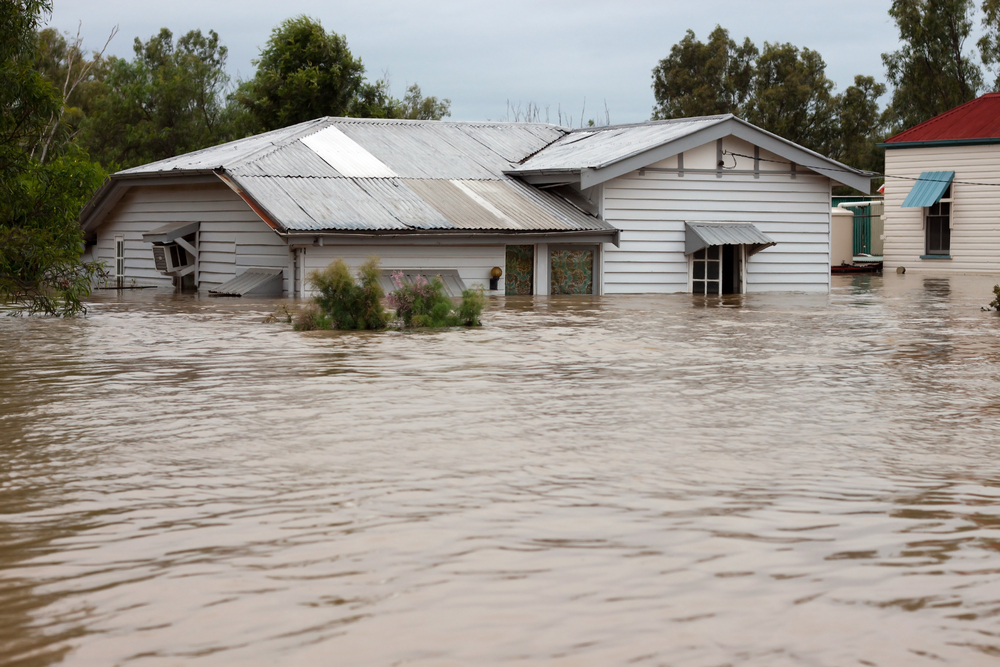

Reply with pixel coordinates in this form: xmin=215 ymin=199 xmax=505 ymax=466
xmin=115 ymin=235 xmax=124 ymax=288
xmin=692 ymin=246 xmax=721 ymax=295
xmin=925 ymin=185 xmax=952 ymax=256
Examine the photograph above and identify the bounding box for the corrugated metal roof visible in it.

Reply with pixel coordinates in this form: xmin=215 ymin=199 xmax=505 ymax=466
xmin=900 ymin=171 xmax=954 ymax=208
xmin=109 ymin=117 xmax=617 ymax=235
xmin=511 ymin=116 xmax=729 ymax=172
xmin=228 ymin=140 xmax=342 ymax=178
xmin=684 ymin=222 xmax=776 ymax=256
xmin=885 ymin=94 xmax=1000 ymax=143
xmin=208 ymin=268 xmax=283 ymax=297
xmin=118 ymin=119 xmax=328 ymax=175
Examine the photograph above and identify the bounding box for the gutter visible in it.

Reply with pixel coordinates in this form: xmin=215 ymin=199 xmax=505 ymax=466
xmin=282 ymin=228 xmax=622 ymax=247
xmin=879 ymin=137 xmax=1000 ymax=149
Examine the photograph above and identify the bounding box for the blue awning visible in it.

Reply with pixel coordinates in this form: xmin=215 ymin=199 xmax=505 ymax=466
xmin=900 ymin=171 xmax=954 ymax=208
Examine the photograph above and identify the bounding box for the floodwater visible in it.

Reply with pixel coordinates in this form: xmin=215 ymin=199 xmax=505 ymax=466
xmin=2 ymin=273 xmax=1000 ymax=667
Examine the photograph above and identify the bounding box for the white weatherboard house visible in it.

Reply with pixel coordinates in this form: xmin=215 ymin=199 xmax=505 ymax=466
xmin=79 ymin=115 xmax=870 ymax=297
xmin=881 ymin=93 xmax=1000 ymax=274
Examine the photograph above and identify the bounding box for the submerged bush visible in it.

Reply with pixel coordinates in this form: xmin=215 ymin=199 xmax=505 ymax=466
xmin=384 ymin=271 xmax=485 ymax=328
xmin=301 ymin=257 xmax=389 ymax=330
xmin=990 ymin=285 xmax=1000 ymax=311
xmin=293 ymin=259 xmax=486 ymax=331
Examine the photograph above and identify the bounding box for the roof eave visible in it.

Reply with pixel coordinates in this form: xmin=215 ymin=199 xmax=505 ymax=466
xmin=880 ymin=137 xmax=1000 ymax=149
xmin=79 ymin=169 xmax=224 ymax=232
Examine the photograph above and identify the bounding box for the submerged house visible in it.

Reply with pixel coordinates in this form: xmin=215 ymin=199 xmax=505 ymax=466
xmin=881 ymin=93 xmax=1000 ymax=273
xmin=79 ymin=115 xmax=870 ymax=296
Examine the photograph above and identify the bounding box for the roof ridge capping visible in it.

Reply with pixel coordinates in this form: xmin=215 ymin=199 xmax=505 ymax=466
xmin=564 ymin=113 xmax=734 ymax=133
xmin=320 ymin=115 xmax=565 ymax=129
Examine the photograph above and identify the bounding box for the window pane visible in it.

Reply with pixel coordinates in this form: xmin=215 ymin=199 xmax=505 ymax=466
xmin=693 ymin=262 xmax=705 ymax=279
xmin=693 ymin=280 xmax=705 ymax=293
xmin=939 ymin=202 xmax=949 ymax=215
xmin=707 ymin=246 xmax=720 ymax=260
xmin=707 ymin=280 xmax=719 ymax=294
xmin=707 ymin=262 xmax=720 ymax=280
xmin=694 ymin=249 xmax=706 ymax=259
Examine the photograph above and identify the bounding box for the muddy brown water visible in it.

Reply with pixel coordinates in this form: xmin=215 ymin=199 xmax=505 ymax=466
xmin=2 ymin=273 xmax=1000 ymax=666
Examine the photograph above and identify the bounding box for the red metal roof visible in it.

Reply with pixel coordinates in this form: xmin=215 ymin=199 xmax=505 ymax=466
xmin=884 ymin=93 xmax=1000 ymax=144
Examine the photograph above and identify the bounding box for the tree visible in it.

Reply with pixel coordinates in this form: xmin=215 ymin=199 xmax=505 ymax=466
xmin=651 ymin=28 xmax=866 ymax=161
xmin=33 ymin=24 xmax=117 ymax=163
xmin=651 ymin=27 xmax=756 ymax=120
xmin=235 ymin=16 xmax=451 ymax=130
xmin=834 ymin=75 xmax=887 ymax=174
xmin=234 ymin=16 xmax=365 ymax=131
xmin=746 ymin=42 xmax=840 ymax=156
xmin=78 ymin=28 xmax=234 ymax=169
xmin=980 ymin=0 xmax=1000 ymax=90
xmin=882 ymin=0 xmax=983 ymax=130
xmin=1 ymin=1 xmax=107 ymax=316
xmin=396 ymin=84 xmax=450 ymax=120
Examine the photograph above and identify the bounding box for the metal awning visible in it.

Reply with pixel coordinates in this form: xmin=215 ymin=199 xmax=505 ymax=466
xmin=378 ymin=269 xmax=467 ymax=297
xmin=900 ymin=171 xmax=954 ymax=208
xmin=684 ymin=222 xmax=776 ymax=256
xmin=208 ymin=268 xmax=283 ymax=297
xmin=141 ymin=221 xmax=200 ymax=244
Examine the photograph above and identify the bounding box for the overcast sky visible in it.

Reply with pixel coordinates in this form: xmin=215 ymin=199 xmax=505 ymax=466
xmin=45 ymin=1 xmax=961 ymax=125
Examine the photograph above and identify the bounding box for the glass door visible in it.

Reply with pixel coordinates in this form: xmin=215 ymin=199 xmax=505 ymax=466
xmin=692 ymin=246 xmax=721 ymax=295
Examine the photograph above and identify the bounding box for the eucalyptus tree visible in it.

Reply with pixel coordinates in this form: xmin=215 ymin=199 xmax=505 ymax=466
xmin=882 ymin=0 xmax=983 ymax=129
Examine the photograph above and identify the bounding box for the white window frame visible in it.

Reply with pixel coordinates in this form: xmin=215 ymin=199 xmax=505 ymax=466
xmin=115 ymin=235 xmax=125 ymax=288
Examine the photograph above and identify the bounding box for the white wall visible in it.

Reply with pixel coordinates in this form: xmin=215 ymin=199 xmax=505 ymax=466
xmin=601 ymin=135 xmax=833 ymax=294
xmin=93 ymin=182 xmax=290 ymax=292
xmin=883 ymin=144 xmax=1000 ymax=273
xmin=300 ymin=243 xmax=505 ymax=297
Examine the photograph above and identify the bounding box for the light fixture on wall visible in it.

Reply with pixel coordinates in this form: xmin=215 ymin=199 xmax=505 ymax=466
xmin=490 ymin=266 xmax=502 ymax=290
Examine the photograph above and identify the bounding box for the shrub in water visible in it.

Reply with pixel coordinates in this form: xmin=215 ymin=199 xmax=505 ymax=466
xmin=384 ymin=271 xmax=485 ymax=328
xmin=302 ymin=257 xmax=389 ymax=330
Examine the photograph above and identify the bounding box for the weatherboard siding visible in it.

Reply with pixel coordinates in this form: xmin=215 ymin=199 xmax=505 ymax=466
xmin=93 ymin=182 xmax=290 ymax=292
xmin=602 ymin=163 xmax=833 ymax=293
xmin=883 ymin=144 xmax=1000 ymax=274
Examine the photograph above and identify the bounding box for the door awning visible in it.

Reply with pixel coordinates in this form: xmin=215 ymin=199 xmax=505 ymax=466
xmin=684 ymin=222 xmax=776 ymax=257
xmin=141 ymin=221 xmax=200 ymax=244
xmin=900 ymin=171 xmax=954 ymax=208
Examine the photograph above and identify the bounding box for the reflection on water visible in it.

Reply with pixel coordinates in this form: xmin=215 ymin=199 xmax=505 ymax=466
xmin=2 ymin=273 xmax=1000 ymax=666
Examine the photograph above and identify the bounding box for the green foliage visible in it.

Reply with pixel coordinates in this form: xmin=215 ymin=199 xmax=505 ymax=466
xmin=349 ymin=80 xmax=451 ymax=120
xmin=980 ymin=0 xmax=1000 ymax=89
xmin=233 ymin=16 xmax=365 ymax=132
xmin=651 ymin=27 xmax=756 ymax=120
xmin=1 ymin=1 xmax=61 ymax=192
xmin=836 ymin=75 xmax=888 ymax=175
xmin=78 ymin=28 xmax=235 ymax=169
xmin=384 ymin=271 xmax=485 ymax=328
xmin=882 ymin=0 xmax=983 ymax=130
xmin=305 ymin=257 xmax=389 ymax=330
xmin=1 ymin=147 xmax=108 ymax=316
xmin=456 ymin=286 xmax=486 ymax=327
xmin=1 ymin=1 xmax=108 ymax=316
xmin=990 ymin=284 xmax=1000 ymax=310
xmin=397 ymin=84 xmax=451 ymax=120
